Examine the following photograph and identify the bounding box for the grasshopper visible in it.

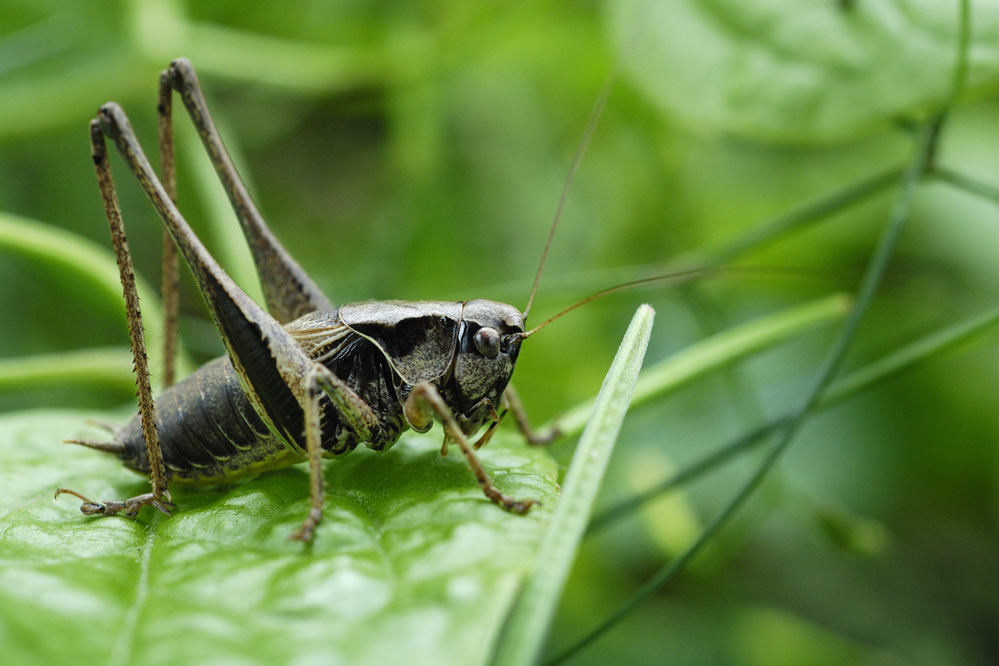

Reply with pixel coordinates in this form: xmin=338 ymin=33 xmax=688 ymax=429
xmin=55 ymin=59 xmax=565 ymax=542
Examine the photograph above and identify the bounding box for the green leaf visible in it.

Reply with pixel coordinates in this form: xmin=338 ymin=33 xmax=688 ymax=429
xmin=609 ymin=0 xmax=999 ymax=143
xmin=0 ymin=409 xmax=559 ymax=666
xmin=491 ymin=305 xmax=655 ymax=666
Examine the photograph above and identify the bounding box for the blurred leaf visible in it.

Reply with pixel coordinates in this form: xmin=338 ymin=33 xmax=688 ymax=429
xmin=0 ymin=410 xmax=558 ymax=666
xmin=610 ymin=0 xmax=999 ymax=143
xmin=814 ymin=504 xmax=891 ymax=557
xmin=732 ymin=606 xmax=903 ymax=666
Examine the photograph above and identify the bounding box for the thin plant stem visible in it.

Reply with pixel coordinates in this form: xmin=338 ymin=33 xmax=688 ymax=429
xmin=930 ymin=165 xmax=999 ymax=206
xmin=545 ymin=119 xmax=939 ymax=666
xmin=689 ymin=166 xmax=903 ymax=268
xmin=948 ymin=0 xmax=971 ymax=105
xmin=587 ymin=307 xmax=999 ymax=534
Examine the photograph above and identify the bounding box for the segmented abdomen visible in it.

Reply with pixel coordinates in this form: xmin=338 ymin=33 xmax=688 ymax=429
xmin=115 ymin=326 xmax=410 ymax=483
xmin=116 ymin=356 xmax=300 ymax=484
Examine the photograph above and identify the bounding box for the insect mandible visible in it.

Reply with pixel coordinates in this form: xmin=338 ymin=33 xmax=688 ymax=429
xmin=54 ymin=58 xmax=574 ymax=542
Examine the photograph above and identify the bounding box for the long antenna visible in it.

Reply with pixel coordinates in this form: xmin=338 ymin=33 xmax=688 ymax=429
xmin=520 ymin=265 xmax=814 ymax=339
xmin=522 ymin=70 xmax=617 ymax=321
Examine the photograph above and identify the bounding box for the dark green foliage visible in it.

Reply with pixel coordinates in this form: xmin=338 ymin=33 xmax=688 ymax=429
xmin=1 ymin=1 xmax=996 ymax=664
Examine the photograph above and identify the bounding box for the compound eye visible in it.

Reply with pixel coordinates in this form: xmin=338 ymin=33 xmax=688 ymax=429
xmin=473 ymin=327 xmax=501 ymax=358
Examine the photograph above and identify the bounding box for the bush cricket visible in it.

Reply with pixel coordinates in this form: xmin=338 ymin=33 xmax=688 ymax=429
xmin=53 ymin=58 xmax=607 ymax=542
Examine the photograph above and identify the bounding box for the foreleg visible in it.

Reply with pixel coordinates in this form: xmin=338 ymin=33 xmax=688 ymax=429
xmin=406 ymin=383 xmax=537 ymax=514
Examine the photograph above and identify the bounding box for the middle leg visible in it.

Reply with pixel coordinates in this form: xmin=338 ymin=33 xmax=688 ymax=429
xmin=292 ymin=362 xmax=382 ymax=543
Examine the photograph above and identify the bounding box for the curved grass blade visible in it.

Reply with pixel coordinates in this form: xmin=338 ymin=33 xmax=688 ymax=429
xmin=0 ymin=212 xmax=194 ymax=382
xmin=0 ymin=212 xmax=158 ymax=325
xmin=589 ymin=306 xmax=999 ymax=533
xmin=132 ymin=2 xmax=382 ymax=92
xmin=0 ymin=347 xmax=135 ymax=393
xmin=490 ymin=305 xmax=654 ymax=666
xmin=547 ymin=114 xmax=940 ymax=666
xmin=177 ymin=123 xmax=266 ymax=306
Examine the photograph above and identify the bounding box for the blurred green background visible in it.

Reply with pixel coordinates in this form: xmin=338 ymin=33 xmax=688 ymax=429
xmin=0 ymin=1 xmax=996 ymax=664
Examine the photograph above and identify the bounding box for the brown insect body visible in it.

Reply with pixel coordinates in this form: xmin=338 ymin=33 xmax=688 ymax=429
xmin=114 ymin=300 xmax=525 ymax=485
xmin=57 ymin=58 xmax=556 ymax=540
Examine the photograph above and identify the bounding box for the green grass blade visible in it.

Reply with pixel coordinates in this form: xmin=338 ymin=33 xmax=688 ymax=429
xmin=0 ymin=57 xmax=150 ymax=139
xmin=547 ymin=115 xmax=939 ymax=666
xmin=0 ymin=212 xmax=156 ymax=322
xmin=555 ymin=293 xmax=850 ymax=438
xmin=0 ymin=212 xmax=193 ymax=382
xmin=822 ymin=308 xmax=999 ymax=404
xmin=0 ymin=347 xmax=135 ymax=392
xmin=177 ymin=123 xmax=266 ymax=306
xmin=588 ymin=307 xmax=999 ymax=533
xmin=947 ymin=0 xmax=971 ymax=104
xmin=490 ymin=305 xmax=655 ymax=666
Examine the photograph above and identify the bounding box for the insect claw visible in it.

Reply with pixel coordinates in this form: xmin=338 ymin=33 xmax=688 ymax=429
xmin=55 ymin=487 xmax=105 ymax=515
xmin=151 ymin=500 xmax=175 ymax=516
xmin=55 ymin=489 xmax=172 ymax=519
xmin=526 ymin=425 xmax=561 ymax=446
xmin=472 ymin=419 xmax=501 ymax=451
xmin=507 ymin=499 xmax=539 ymax=515
xmin=486 ymin=488 xmax=539 ymax=515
